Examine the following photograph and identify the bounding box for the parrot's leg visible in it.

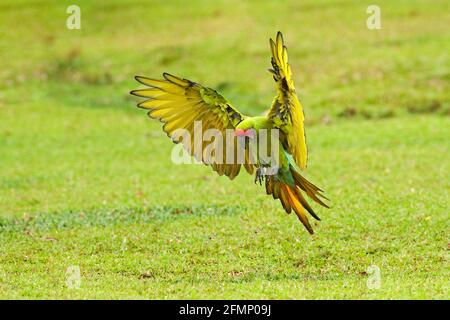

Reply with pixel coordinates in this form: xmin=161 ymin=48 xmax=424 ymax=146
xmin=254 ymin=168 xmax=264 ymax=185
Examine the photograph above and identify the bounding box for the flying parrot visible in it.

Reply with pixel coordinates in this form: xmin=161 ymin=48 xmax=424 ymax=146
xmin=131 ymin=32 xmax=329 ymax=234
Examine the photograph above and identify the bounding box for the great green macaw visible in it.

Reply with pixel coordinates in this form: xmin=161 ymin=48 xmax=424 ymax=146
xmin=131 ymin=32 xmax=328 ymax=234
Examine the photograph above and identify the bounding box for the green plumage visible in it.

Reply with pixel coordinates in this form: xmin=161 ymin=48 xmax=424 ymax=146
xmin=131 ymin=32 xmax=329 ymax=234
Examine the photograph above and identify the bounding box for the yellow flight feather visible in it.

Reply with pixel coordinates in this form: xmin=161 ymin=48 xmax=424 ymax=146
xmin=267 ymin=31 xmax=308 ymax=170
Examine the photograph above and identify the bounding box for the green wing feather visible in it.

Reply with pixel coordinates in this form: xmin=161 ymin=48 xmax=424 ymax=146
xmin=131 ymin=73 xmax=254 ymax=179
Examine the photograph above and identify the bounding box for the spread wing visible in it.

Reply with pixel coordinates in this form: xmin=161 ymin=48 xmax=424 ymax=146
xmin=267 ymin=32 xmax=308 ymax=170
xmin=131 ymin=73 xmax=254 ymax=179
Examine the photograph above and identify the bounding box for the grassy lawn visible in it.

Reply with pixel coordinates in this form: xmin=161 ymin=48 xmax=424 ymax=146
xmin=0 ymin=0 xmax=449 ymax=299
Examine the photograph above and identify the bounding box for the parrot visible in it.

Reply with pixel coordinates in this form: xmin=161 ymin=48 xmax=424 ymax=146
xmin=130 ymin=32 xmax=329 ymax=234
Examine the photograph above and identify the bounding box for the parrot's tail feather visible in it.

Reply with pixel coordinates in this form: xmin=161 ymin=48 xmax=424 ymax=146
xmin=291 ymin=169 xmax=330 ymax=208
xmin=265 ymin=167 xmax=329 ymax=234
xmin=266 ymin=179 xmax=314 ymax=234
xmin=282 ymin=184 xmax=314 ymax=234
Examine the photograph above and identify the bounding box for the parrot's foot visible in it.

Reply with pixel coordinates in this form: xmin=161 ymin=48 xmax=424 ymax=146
xmin=254 ymin=168 xmax=265 ymax=186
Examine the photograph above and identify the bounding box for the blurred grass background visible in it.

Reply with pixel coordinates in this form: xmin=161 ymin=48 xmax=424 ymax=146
xmin=1 ymin=0 xmax=448 ymax=118
xmin=0 ymin=0 xmax=448 ymax=299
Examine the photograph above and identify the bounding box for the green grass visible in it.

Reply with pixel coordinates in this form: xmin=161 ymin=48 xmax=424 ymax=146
xmin=0 ymin=0 xmax=449 ymax=299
